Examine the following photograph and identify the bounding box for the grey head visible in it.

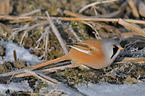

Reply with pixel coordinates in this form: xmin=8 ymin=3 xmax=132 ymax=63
xmin=102 ymin=39 xmax=122 ymax=66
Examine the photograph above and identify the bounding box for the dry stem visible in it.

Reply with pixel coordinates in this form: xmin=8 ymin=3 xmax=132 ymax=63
xmin=45 ymin=11 xmax=68 ymax=54
xmin=0 ymin=15 xmax=145 ymax=24
xmin=79 ymin=0 xmax=119 ymax=13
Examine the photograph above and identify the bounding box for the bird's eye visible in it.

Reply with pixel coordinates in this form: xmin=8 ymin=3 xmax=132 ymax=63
xmin=110 ymin=45 xmax=119 ymax=59
xmin=113 ymin=45 xmax=116 ymax=48
xmin=113 ymin=45 xmax=119 ymax=50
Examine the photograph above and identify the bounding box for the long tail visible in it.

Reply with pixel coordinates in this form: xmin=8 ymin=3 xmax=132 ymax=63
xmin=30 ymin=54 xmax=70 ymax=69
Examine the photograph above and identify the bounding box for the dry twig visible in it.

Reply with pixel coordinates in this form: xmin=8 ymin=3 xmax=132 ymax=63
xmin=127 ymin=0 xmax=139 ymax=18
xmin=8 ymin=23 xmax=30 ymax=40
xmin=79 ymin=0 xmax=119 ymax=13
xmin=118 ymin=18 xmax=145 ymax=37
xmin=20 ymin=21 xmax=48 ymax=45
xmin=0 ymin=15 xmax=145 ymax=24
xmin=20 ymin=9 xmax=41 ymax=16
xmin=45 ymin=11 xmax=68 ymax=54
xmin=44 ymin=27 xmax=50 ymax=60
xmin=117 ymin=57 xmax=145 ymax=64
xmin=24 ymin=70 xmax=58 ymax=84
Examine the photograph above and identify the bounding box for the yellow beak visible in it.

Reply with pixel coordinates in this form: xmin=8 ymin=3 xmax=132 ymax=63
xmin=119 ymin=47 xmax=124 ymax=50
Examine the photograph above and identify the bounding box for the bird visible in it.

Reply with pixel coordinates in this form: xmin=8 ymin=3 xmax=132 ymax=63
xmin=30 ymin=39 xmax=123 ymax=69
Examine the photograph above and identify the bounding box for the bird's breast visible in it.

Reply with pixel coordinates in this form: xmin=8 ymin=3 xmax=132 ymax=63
xmin=69 ymin=48 xmax=109 ymax=69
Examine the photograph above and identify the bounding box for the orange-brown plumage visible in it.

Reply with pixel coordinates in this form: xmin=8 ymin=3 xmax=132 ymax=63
xmin=30 ymin=39 xmax=123 ymax=69
xmin=68 ymin=40 xmax=106 ymax=69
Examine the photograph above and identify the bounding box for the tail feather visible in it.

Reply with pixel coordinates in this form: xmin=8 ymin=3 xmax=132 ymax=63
xmin=30 ymin=55 xmax=70 ymax=69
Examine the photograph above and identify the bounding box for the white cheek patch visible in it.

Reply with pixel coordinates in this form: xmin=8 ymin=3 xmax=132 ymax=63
xmin=70 ymin=46 xmax=92 ymax=55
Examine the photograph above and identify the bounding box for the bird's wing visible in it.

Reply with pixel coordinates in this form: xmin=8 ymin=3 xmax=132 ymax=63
xmin=69 ymin=43 xmax=93 ymax=55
